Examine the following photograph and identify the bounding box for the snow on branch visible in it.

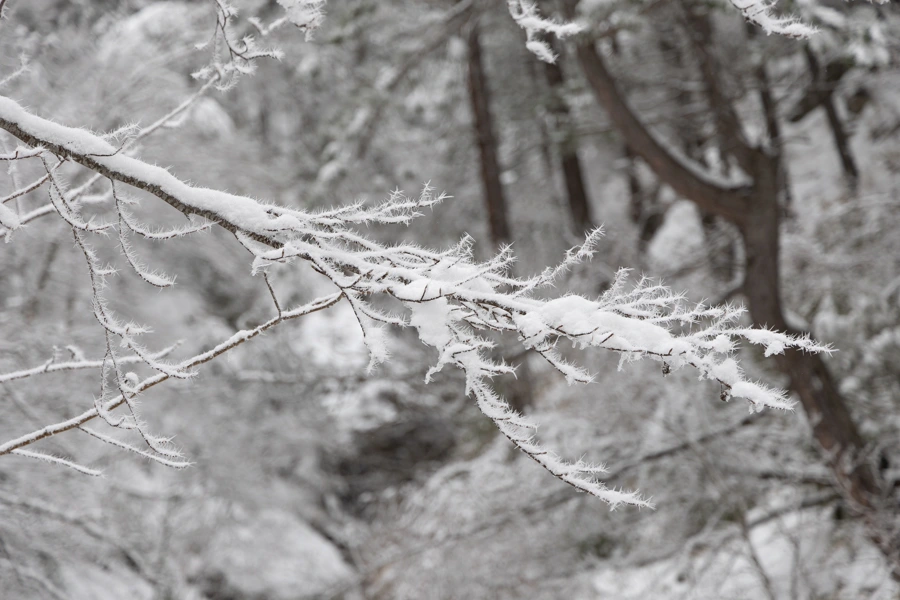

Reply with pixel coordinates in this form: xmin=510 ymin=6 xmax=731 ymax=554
xmin=0 ymin=96 xmax=830 ymax=506
xmin=0 ymin=344 xmax=179 ymax=385
xmin=192 ymin=0 xmax=285 ymax=90
xmin=510 ymin=0 xmax=819 ymax=59
xmin=276 ymin=0 xmax=326 ymax=39
xmin=508 ymin=0 xmax=583 ymax=63
xmin=0 ymin=199 xmax=19 ymax=230
xmin=10 ymin=449 xmax=103 ymax=477
xmin=729 ymin=0 xmax=817 ymax=38
xmin=0 ymin=293 xmax=342 ymax=469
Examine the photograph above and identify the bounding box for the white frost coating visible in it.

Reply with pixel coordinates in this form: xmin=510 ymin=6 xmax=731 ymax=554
xmin=409 ymin=298 xmax=457 ymax=350
xmin=737 ymin=326 xmax=827 ymax=357
xmin=539 ymin=296 xmax=689 ymax=354
xmin=711 ymin=358 xmax=742 ymax=386
xmin=708 ymin=334 xmax=734 ymax=354
xmin=732 ymin=381 xmax=794 ymax=411
xmin=0 ymin=96 xmax=303 ymax=238
xmin=277 ymin=0 xmax=326 ymax=37
xmin=730 ymin=0 xmax=817 ymax=38
xmin=764 ymin=339 xmax=785 ymax=357
xmin=0 ymin=202 xmax=20 ymax=230
xmin=362 ymin=324 xmax=390 ymax=374
xmin=507 ymin=0 xmax=583 ymax=63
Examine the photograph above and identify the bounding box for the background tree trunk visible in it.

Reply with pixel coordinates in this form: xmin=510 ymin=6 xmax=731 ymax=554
xmin=466 ymin=17 xmax=533 ymax=412
xmin=739 ymin=149 xmax=878 ymax=508
xmin=466 ymin=19 xmax=512 ymax=247
xmin=565 ymin=7 xmax=896 ymax=569
xmin=542 ymin=41 xmax=594 ymax=234
xmin=802 ymin=45 xmax=859 ymax=187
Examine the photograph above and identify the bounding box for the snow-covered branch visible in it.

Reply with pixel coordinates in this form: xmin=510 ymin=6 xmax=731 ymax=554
xmin=0 ymin=93 xmax=829 ymax=505
xmin=0 ymin=0 xmax=843 ymax=507
xmin=0 ymin=293 xmax=343 ymax=465
xmin=728 ymin=0 xmax=817 ymax=38
xmin=508 ymin=0 xmax=583 ymax=63
xmin=0 ymin=344 xmax=178 ymax=385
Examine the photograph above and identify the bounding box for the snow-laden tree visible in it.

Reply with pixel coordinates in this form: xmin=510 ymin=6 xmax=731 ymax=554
xmin=0 ymin=2 xmax=828 ymax=506
xmin=3 ymin=1 xmax=900 ymax=599
xmin=0 ymin=0 xmax=836 ymax=510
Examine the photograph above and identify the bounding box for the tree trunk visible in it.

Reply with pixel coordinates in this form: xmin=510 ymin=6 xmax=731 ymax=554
xmin=466 ymin=19 xmax=533 ymax=412
xmin=803 ymin=46 xmax=859 ymax=187
xmin=466 ymin=20 xmax=512 ymax=247
xmin=678 ymin=0 xmax=754 ymax=173
xmin=543 ymin=44 xmax=594 ymax=234
xmin=569 ymin=30 xmax=750 ymax=223
xmin=625 ymin=147 xmax=664 ymax=254
xmin=739 ymin=149 xmax=878 ymax=509
xmin=565 ymin=13 xmax=897 ymax=569
xmin=748 ymin=23 xmax=793 ymax=213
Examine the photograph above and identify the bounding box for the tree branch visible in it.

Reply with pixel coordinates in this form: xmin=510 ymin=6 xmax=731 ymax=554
xmin=0 ymin=94 xmax=280 ymax=247
xmin=561 ymin=3 xmax=752 ymax=223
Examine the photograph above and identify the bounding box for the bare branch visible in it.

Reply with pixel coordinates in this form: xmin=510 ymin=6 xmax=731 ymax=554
xmin=0 ymin=344 xmax=178 ymax=385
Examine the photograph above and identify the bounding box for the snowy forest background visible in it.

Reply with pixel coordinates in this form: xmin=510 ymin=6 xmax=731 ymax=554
xmin=1 ymin=0 xmax=900 ymax=598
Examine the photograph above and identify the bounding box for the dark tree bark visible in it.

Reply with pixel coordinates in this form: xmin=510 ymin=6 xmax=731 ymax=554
xmin=465 ymin=18 xmax=534 ymax=412
xmin=563 ymin=0 xmax=896 ymax=570
xmin=663 ymin=8 xmax=740 ymax=283
xmin=678 ymin=0 xmax=754 ymax=173
xmin=747 ymin=24 xmax=793 ymax=213
xmin=543 ymin=41 xmax=595 ymax=234
xmin=738 ymin=148 xmax=877 ymax=509
xmin=568 ymin=30 xmax=751 ymax=223
xmin=802 ymin=46 xmax=860 ymax=187
xmin=625 ymin=148 xmax=664 ymax=253
xmin=466 ymin=20 xmax=512 ymax=247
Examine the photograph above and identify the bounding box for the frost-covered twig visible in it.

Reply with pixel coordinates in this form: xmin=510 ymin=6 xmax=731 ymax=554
xmin=729 ymin=0 xmax=817 ymax=38
xmin=0 ymin=344 xmax=178 ymax=384
xmin=0 ymin=293 xmax=342 ymax=462
xmin=0 ymin=52 xmax=27 ymax=88
xmin=276 ymin=0 xmax=326 ymax=39
xmin=0 ymin=145 xmax=43 ymax=160
xmin=192 ymin=0 xmax=285 ymax=90
xmin=1 ymin=169 xmax=53 ymax=205
xmin=508 ymin=0 xmax=583 ymax=63
xmin=9 ymin=449 xmax=103 ymax=476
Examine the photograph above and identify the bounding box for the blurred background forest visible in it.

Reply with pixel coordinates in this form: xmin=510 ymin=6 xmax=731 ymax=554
xmin=1 ymin=0 xmax=900 ymax=598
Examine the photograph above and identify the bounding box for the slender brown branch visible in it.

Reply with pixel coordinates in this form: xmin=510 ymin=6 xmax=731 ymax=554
xmin=561 ymin=0 xmax=751 ymax=224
